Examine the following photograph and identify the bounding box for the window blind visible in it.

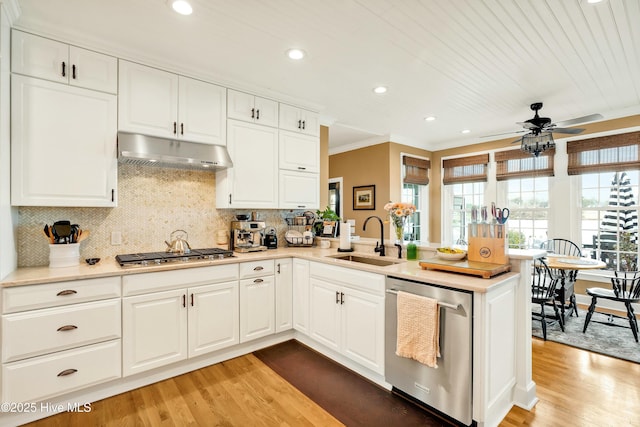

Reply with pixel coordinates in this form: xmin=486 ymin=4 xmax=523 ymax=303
xmin=567 ymin=131 xmax=640 ymax=175
xmin=403 ymin=156 xmax=430 ymax=185
xmin=442 ymin=154 xmax=489 ymax=184
xmin=495 ymin=148 xmax=555 ymax=181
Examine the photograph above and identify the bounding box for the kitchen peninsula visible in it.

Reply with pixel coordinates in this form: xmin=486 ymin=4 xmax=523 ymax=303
xmin=0 ymin=245 xmax=543 ymax=427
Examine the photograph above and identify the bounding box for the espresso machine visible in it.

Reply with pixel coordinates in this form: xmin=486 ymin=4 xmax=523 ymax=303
xmin=230 ymin=220 xmax=267 ymax=252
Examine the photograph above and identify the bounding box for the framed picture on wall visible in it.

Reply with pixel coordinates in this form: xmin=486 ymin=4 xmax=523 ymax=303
xmin=353 ymin=185 xmax=375 ymax=210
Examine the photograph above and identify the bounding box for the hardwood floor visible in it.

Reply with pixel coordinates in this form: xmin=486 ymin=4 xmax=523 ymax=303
xmin=24 ymin=339 xmax=640 ymax=427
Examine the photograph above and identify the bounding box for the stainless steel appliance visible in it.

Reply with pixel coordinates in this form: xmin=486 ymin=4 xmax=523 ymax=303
xmin=385 ymin=276 xmax=473 ymax=426
xmin=230 ymin=220 xmax=267 ymax=252
xmin=264 ymin=227 xmax=278 ymax=249
xmin=116 ymin=247 xmax=234 ymax=267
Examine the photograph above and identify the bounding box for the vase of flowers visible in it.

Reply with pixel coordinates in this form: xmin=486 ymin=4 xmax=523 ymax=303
xmin=384 ymin=202 xmax=416 ymax=243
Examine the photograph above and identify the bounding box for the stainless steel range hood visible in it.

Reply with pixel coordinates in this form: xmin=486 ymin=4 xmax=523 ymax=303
xmin=118 ymin=132 xmax=232 ymax=170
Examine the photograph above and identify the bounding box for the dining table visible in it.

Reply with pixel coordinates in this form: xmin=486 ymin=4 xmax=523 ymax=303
xmin=544 ymin=255 xmax=607 ymax=320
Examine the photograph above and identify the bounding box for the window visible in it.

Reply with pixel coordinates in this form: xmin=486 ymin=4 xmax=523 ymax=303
xmin=401 ymin=155 xmax=429 ymax=242
xmin=580 ymin=171 xmax=639 ymax=271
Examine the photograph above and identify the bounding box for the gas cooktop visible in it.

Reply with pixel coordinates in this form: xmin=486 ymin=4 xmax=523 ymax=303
xmin=116 ymin=248 xmax=234 ymax=267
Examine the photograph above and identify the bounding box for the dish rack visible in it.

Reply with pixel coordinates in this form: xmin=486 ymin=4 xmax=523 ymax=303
xmin=284 ymin=213 xmax=315 ymax=247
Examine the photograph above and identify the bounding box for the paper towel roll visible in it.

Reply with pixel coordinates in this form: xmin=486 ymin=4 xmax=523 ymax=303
xmin=339 ymin=221 xmax=351 ymax=250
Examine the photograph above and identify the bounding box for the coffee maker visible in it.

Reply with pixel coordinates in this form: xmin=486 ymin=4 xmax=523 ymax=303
xmin=230 ymin=220 xmax=267 ymax=253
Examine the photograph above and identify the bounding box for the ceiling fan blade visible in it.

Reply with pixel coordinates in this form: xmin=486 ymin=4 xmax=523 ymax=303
xmin=554 ymin=113 xmax=603 ymax=127
xmin=550 ymin=127 xmax=585 ymax=134
xmin=480 ymin=129 xmax=526 ymax=138
xmin=516 ymin=121 xmax=539 ymax=130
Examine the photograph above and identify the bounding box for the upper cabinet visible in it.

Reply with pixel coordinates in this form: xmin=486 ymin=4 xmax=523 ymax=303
xmin=11 ymin=75 xmax=118 ymax=207
xmin=279 ymin=103 xmax=320 ymax=136
xmin=227 ymin=89 xmax=278 ymax=128
xmin=118 ymin=60 xmax=226 ymax=145
xmin=11 ymin=30 xmax=117 ymax=94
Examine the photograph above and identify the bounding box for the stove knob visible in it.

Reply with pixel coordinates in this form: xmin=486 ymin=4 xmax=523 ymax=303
xmin=154 ymin=259 xmax=161 ymax=265
xmin=181 ymin=257 xmax=189 ymax=262
xmin=141 ymin=260 xmax=148 ymax=266
xmin=218 ymin=254 xmax=225 ymax=260
xmin=208 ymin=255 xmax=215 ymax=260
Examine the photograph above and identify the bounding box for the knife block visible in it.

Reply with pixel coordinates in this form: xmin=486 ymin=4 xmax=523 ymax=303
xmin=467 ymin=223 xmax=509 ymax=264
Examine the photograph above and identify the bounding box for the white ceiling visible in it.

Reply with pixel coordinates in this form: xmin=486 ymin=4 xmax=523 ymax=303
xmin=11 ymin=0 xmax=640 ymax=152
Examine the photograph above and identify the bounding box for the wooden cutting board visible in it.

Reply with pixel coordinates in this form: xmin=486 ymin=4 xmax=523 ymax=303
xmin=419 ymin=258 xmax=511 ymax=279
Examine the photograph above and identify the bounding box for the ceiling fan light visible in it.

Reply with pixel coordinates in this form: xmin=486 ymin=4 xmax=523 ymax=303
xmin=521 ymin=132 xmax=555 ymax=157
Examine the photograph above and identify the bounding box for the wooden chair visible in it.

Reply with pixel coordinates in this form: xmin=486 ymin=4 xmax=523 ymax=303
xmin=532 ymin=258 xmax=564 ymax=340
xmin=540 ymin=239 xmax=582 ymax=318
xmin=583 ymin=271 xmax=640 ymax=342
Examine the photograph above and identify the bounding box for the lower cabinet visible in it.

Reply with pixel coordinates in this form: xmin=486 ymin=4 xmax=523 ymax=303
xmin=309 ymin=262 xmax=385 ymax=374
xmin=275 ymin=258 xmax=293 ymax=333
xmin=239 ymin=260 xmax=276 ymax=342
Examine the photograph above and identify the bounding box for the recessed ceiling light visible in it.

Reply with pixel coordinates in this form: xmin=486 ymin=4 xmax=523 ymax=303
xmin=587 ymin=0 xmax=603 ymax=3
xmin=461 ymin=129 xmax=471 ymax=134
xmin=171 ymin=0 xmax=193 ymax=15
xmin=373 ymin=86 xmax=387 ymax=94
xmin=424 ymin=116 xmax=437 ymax=122
xmin=286 ymin=49 xmax=306 ymax=60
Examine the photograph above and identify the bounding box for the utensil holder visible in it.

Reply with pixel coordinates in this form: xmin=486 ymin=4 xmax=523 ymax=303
xmin=49 ymin=243 xmax=80 ymax=268
xmin=467 ymin=224 xmax=509 ymax=264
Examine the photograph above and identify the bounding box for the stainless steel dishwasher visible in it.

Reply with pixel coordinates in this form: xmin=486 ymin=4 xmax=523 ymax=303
xmin=385 ymin=276 xmax=473 ymax=426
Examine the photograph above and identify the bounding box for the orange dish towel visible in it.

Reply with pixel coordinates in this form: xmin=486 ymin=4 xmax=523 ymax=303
xmin=396 ymin=291 xmax=441 ymax=368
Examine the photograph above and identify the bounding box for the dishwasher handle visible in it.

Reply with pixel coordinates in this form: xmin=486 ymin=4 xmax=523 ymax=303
xmin=386 ymin=288 xmax=460 ymax=310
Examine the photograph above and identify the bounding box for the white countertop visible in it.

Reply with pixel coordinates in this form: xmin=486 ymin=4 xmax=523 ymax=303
xmin=0 ymin=246 xmax=535 ymax=293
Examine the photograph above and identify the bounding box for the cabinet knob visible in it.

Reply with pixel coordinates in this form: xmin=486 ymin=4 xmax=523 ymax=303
xmin=57 ymin=325 xmax=78 ymax=332
xmin=298 ymin=119 xmax=302 ymax=129
xmin=253 ymin=266 xmax=264 ymax=271
xmin=340 ymin=292 xmax=345 ymax=304
xmin=253 ymin=278 xmax=264 ymax=284
xmin=256 ymin=109 xmax=260 ymax=120
xmin=61 ymin=61 xmax=66 ymax=77
xmin=57 ymin=368 xmax=78 ymax=377
xmin=277 ymin=263 xmax=281 ymax=274
xmin=336 ymin=291 xmax=340 ymax=304
xmin=297 ymin=167 xmax=306 ymax=170
xmin=251 ymin=108 xmax=255 ymax=119
xmin=72 ymin=64 xmax=77 ymax=80
xmin=191 ymin=293 xmax=194 ymax=307
xmin=181 ymin=123 xmax=184 ymax=135
xmin=56 ymin=289 xmax=77 ymax=296
xmin=302 ymin=120 xmax=306 ymax=129
xmin=173 ymin=122 xmax=177 ymax=134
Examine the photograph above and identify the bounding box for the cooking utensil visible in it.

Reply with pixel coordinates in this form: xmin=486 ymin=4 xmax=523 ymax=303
xmin=496 ymin=207 xmax=510 ymax=224
xmin=165 ymin=229 xmax=191 ymax=254
xmin=77 ymin=229 xmax=90 ymax=242
xmin=52 ymin=220 xmax=72 ymax=244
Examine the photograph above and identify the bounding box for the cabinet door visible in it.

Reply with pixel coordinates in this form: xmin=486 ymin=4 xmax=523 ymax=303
xmin=178 ymin=76 xmax=226 ymax=145
xmin=275 ymin=259 xmax=293 ymax=333
xmin=68 ymin=46 xmax=117 ymax=94
xmin=239 ymin=276 xmax=275 ymax=342
xmin=227 ymin=89 xmax=256 ymax=123
xmin=279 ymin=169 xmax=319 ymax=210
xmin=223 ymin=120 xmax=278 ymax=208
xmin=11 ymin=75 xmax=118 ymax=207
xmin=279 ymin=130 xmax=319 ymax=173
xmin=11 ymin=30 xmax=68 ymax=84
xmin=279 ymin=104 xmax=319 ymax=136
xmin=118 ymin=60 xmax=178 ymax=138
xmin=341 ymin=288 xmax=385 ymax=374
xmin=292 ymin=259 xmax=310 ymax=334
xmin=253 ymin=96 xmax=278 ymax=127
xmin=300 ymin=110 xmax=320 ymax=136
xmin=309 ymin=278 xmax=341 ymax=351
xmin=188 ymin=281 xmax=239 ymax=358
xmin=122 ymin=289 xmax=187 ymax=377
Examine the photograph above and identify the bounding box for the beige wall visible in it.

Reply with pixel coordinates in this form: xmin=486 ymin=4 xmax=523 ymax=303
xmin=329 ymin=142 xmax=432 ymax=239
xmin=319 ymin=125 xmax=329 ymax=209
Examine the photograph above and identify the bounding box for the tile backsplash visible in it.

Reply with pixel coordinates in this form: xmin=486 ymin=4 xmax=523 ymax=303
xmin=17 ymin=164 xmax=302 ymax=267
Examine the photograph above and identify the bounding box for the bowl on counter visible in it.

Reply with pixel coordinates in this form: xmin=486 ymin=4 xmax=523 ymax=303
xmin=435 ymin=248 xmax=467 ymax=261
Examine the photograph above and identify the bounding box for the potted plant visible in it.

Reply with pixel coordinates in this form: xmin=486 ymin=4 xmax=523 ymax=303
xmin=314 ymin=206 xmax=341 ymax=236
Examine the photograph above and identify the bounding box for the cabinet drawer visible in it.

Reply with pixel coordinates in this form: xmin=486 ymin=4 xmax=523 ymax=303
xmin=240 ymin=260 xmax=275 ymax=279
xmin=2 ymin=277 xmax=121 ymax=314
xmin=2 ymin=299 xmax=121 ymax=363
xmin=310 ymin=262 xmax=384 ymax=295
xmin=2 ymin=340 xmax=121 ymax=403
xmin=123 ymin=264 xmax=239 ymax=296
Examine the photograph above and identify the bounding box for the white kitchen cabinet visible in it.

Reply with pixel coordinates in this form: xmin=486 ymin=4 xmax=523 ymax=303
xmin=279 ymin=103 xmax=320 ymax=136
xmin=11 ymin=75 xmax=118 ymax=207
xmin=227 ymin=89 xmax=278 ymax=127
xmin=118 ymin=60 xmax=226 ymax=145
xmin=216 ymin=119 xmax=279 ymax=208
xmin=11 ymin=30 xmax=118 ymax=94
xmin=292 ymin=259 xmax=310 ymax=335
xmin=239 ymin=260 xmax=275 ymax=342
xmin=279 ymin=130 xmax=319 ymax=173
xmin=275 ymin=258 xmax=293 ymax=333
xmin=279 ymin=169 xmax=319 ymax=210
xmin=188 ymin=281 xmax=239 ymax=358
xmin=309 ymin=262 xmax=385 ymax=374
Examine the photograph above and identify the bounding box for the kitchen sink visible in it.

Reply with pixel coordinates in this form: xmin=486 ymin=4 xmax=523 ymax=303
xmin=326 ymin=254 xmax=405 ymax=267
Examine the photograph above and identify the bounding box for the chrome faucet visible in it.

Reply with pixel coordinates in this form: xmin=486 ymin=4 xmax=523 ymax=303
xmin=363 ymin=216 xmax=385 ymax=257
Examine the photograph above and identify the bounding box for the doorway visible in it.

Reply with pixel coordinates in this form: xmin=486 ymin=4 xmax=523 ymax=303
xmin=329 ymin=177 xmax=343 ymax=218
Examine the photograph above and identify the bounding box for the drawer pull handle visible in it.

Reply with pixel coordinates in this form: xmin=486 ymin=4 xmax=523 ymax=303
xmin=253 ymin=278 xmax=264 ymax=284
xmin=56 ymin=290 xmax=77 ymax=296
xmin=57 ymin=368 xmax=77 ymax=377
xmin=253 ymin=266 xmax=264 ymax=271
xmin=57 ymin=325 xmax=78 ymax=332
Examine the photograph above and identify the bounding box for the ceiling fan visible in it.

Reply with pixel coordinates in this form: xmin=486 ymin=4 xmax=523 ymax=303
xmin=485 ymin=102 xmax=603 ymax=156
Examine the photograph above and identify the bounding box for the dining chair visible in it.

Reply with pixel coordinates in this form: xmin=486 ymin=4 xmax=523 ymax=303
xmin=540 ymin=239 xmax=582 ymax=318
xmin=531 ymin=258 xmax=564 ymax=340
xmin=583 ymin=271 xmax=640 ymax=342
